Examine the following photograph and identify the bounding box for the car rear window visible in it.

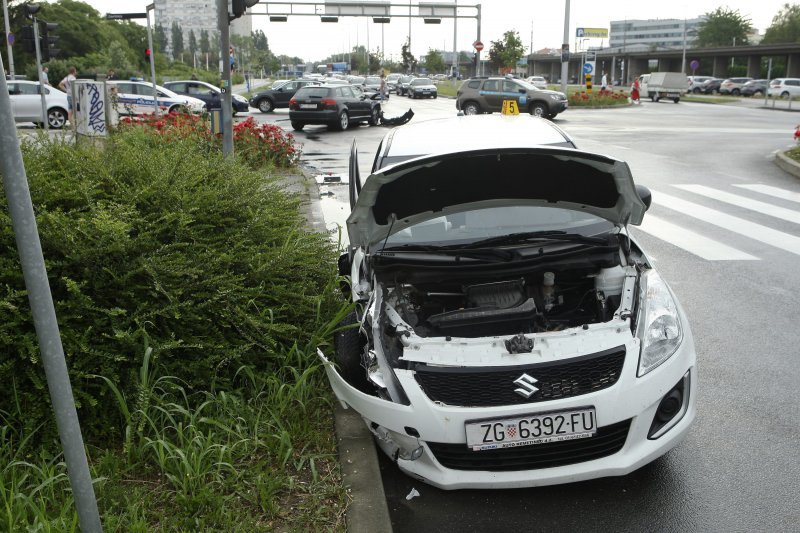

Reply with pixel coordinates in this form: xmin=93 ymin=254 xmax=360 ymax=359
xmin=295 ymin=87 xmax=330 ymax=98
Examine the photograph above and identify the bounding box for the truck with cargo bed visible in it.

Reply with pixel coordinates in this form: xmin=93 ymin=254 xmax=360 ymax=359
xmin=638 ymin=72 xmax=688 ymax=103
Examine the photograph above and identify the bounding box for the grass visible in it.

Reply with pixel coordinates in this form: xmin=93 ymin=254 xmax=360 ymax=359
xmin=784 ymin=145 xmax=800 ymax=162
xmin=1 ymin=325 xmax=351 ymax=531
xmin=682 ymin=94 xmax=740 ymax=104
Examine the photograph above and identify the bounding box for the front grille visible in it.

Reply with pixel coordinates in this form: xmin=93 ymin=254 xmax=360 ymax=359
xmin=414 ymin=346 xmax=625 ymax=407
xmin=427 ymin=419 xmax=631 ymax=471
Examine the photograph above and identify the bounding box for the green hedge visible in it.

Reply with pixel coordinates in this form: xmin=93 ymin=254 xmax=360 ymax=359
xmin=0 ymin=130 xmax=339 ymax=441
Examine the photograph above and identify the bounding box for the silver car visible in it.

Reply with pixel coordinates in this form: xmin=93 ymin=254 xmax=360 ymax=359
xmin=8 ymin=80 xmax=69 ymax=129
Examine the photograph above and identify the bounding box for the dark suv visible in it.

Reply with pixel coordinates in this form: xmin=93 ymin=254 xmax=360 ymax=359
xmin=288 ymin=84 xmax=381 ymax=131
xmin=456 ymin=76 xmax=568 ymax=119
xmin=249 ymin=79 xmax=319 ymax=113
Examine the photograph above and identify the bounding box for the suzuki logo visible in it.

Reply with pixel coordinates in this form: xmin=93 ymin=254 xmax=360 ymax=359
xmin=513 ymin=373 xmax=539 ymax=398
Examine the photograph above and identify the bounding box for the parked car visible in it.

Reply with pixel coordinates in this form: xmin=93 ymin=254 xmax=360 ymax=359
xmin=346 ymin=75 xmax=366 ymax=87
xmin=397 ymin=75 xmax=414 ymax=96
xmin=687 ymin=75 xmax=714 ymax=94
xmin=456 ymin=76 xmax=568 ymax=119
xmin=719 ymin=77 xmax=753 ymax=95
xmin=288 ymin=84 xmax=381 ymax=131
xmin=326 ymin=114 xmax=696 ymax=489
xmin=699 ymin=77 xmax=724 ymax=94
xmin=7 ymin=80 xmax=68 ymax=129
xmin=767 ymin=78 xmax=800 ymax=99
xmin=740 ymin=79 xmax=769 ymax=97
xmin=107 ymin=80 xmax=205 ymax=116
xmin=163 ymin=80 xmax=249 ymax=114
xmin=407 ymin=77 xmax=437 ymax=99
xmin=525 ymin=76 xmax=548 ymax=89
xmin=249 ymin=78 xmax=319 ymax=113
xmin=386 ymin=73 xmax=402 ymax=93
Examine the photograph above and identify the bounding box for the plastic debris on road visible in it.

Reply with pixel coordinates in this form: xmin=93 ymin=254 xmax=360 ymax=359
xmin=405 ymin=488 xmax=420 ymax=500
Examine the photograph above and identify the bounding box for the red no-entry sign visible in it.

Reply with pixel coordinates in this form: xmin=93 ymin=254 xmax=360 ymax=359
xmin=473 ymin=40 xmax=484 ymax=52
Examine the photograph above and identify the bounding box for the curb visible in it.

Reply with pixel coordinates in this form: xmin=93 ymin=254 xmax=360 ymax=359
xmin=774 ymin=149 xmax=800 ymax=179
xmin=278 ymin=169 xmax=393 ymax=533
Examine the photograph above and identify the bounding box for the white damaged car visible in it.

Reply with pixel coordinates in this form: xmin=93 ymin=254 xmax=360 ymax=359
xmin=321 ymin=115 xmax=697 ymax=490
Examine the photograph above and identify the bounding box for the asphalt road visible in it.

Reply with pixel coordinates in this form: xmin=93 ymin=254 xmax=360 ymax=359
xmin=249 ymin=96 xmax=800 ymax=532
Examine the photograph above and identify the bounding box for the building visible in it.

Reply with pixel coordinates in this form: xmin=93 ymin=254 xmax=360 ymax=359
xmin=610 ymin=18 xmax=704 ymax=50
xmin=154 ymin=0 xmax=252 ymax=56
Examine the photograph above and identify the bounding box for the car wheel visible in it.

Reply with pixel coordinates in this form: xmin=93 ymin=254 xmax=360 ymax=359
xmin=333 ymin=311 xmax=369 ymax=393
xmin=732 ymin=89 xmax=741 ymax=96
xmin=291 ymin=121 xmax=304 ymax=131
xmin=168 ymin=105 xmax=189 ymax=114
xmin=433 ymin=94 xmax=438 ymax=99
xmin=673 ymin=97 xmax=680 ymax=103
xmin=368 ymin=106 xmax=380 ymax=126
xmin=530 ymin=102 xmax=548 ymax=117
xmin=47 ymin=108 xmax=67 ymax=129
xmin=462 ymin=101 xmax=481 ymax=115
xmin=336 ymin=111 xmax=349 ymax=131
xmin=692 ymin=87 xmax=701 ymax=94
xmin=653 ymin=94 xmax=660 ymax=103
xmin=754 ymin=90 xmax=763 ymax=96
xmin=782 ymin=91 xmax=791 ymax=99
xmin=257 ymin=99 xmax=274 ymax=113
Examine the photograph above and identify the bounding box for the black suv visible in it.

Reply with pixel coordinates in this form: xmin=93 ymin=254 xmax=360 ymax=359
xmin=249 ymin=79 xmax=319 ymax=113
xmin=288 ymin=84 xmax=382 ymax=131
xmin=456 ymin=76 xmax=568 ymax=119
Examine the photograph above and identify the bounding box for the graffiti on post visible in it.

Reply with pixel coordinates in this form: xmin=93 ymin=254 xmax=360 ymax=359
xmin=76 ymin=81 xmax=108 ymax=137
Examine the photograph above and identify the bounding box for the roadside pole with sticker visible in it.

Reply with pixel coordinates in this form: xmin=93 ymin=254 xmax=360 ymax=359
xmin=502 ymin=100 xmax=520 ymax=115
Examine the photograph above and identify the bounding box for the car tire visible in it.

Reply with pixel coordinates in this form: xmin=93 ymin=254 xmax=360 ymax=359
xmin=433 ymin=94 xmax=438 ymax=99
xmin=653 ymin=94 xmax=660 ymax=103
xmin=368 ymin=106 xmax=380 ymax=126
xmin=673 ymin=97 xmax=680 ymax=103
xmin=732 ymin=89 xmax=740 ymax=96
xmin=291 ymin=121 xmax=304 ymax=131
xmin=333 ymin=311 xmax=369 ymax=393
xmin=462 ymin=101 xmax=481 ymax=115
xmin=257 ymin=99 xmax=274 ymax=113
xmin=336 ymin=111 xmax=349 ymax=131
xmin=782 ymin=91 xmax=791 ymax=99
xmin=754 ymin=90 xmax=763 ymax=96
xmin=168 ymin=105 xmax=188 ymax=114
xmin=47 ymin=108 xmax=67 ymax=129
xmin=530 ymin=102 xmax=548 ymax=117
xmin=692 ymin=87 xmax=701 ymax=94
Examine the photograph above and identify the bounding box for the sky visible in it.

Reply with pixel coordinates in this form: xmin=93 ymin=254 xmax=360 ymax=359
xmin=81 ymin=0 xmax=790 ymax=62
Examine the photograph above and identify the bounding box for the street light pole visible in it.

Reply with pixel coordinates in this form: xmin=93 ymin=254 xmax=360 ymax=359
xmin=681 ymin=18 xmax=687 ymax=74
xmin=560 ymin=0 xmax=570 ymax=94
xmin=3 ymin=0 xmax=14 ymax=77
xmin=146 ymin=3 xmax=158 ymax=116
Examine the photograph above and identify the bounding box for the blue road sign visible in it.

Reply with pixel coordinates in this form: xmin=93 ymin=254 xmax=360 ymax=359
xmin=583 ymin=63 xmax=593 ymax=74
xmin=7 ymin=32 xmax=14 ymax=45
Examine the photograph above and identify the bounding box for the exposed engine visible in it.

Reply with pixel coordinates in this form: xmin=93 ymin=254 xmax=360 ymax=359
xmin=382 ymin=266 xmax=627 ymax=339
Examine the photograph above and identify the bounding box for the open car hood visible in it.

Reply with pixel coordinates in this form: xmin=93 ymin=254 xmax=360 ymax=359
xmin=347 ymin=147 xmax=647 ymax=248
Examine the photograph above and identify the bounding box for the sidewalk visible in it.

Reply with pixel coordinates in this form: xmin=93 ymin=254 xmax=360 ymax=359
xmin=278 ymin=170 xmax=393 ymax=533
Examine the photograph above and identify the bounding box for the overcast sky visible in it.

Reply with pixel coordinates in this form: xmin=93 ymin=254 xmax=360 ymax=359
xmin=82 ymin=0 xmax=789 ymax=62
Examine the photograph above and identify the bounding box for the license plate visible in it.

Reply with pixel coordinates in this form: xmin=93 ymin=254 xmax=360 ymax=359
xmin=465 ymin=407 xmax=596 ymax=451
xmin=299 ymin=104 xmax=317 ymax=109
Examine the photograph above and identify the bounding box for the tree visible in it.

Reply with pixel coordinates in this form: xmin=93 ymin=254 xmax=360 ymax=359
xmin=763 ymin=3 xmax=800 ymax=44
xmin=171 ymin=22 xmax=184 ymax=61
xmin=252 ymin=30 xmax=269 ymax=51
xmin=188 ymin=29 xmax=197 ymax=61
xmin=400 ymin=39 xmax=417 ymax=73
xmin=200 ymin=29 xmax=210 ymax=57
xmin=154 ymin=24 xmax=168 ymax=53
xmin=488 ymin=30 xmax=525 ymax=71
xmin=424 ymin=49 xmax=446 ymax=74
xmin=695 ymin=8 xmax=753 ymax=47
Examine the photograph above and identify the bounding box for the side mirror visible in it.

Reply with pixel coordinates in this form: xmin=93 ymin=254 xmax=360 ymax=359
xmin=636 ymin=184 xmax=652 ymax=210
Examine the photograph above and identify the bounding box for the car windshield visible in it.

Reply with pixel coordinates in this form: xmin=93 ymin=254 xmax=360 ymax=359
xmin=401 ymin=76 xmax=412 ymax=83
xmin=382 ymin=206 xmax=613 ymax=247
xmin=411 ymin=78 xmax=433 ymax=85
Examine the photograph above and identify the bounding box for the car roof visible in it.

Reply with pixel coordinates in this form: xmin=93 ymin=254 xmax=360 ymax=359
xmin=379 ymin=115 xmax=573 ymax=162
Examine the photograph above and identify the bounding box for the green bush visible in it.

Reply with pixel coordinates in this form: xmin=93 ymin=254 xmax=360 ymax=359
xmin=0 ymin=129 xmax=339 ymax=441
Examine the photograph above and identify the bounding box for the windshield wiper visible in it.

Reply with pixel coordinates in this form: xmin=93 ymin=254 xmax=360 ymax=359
xmin=375 ymin=244 xmax=519 ymax=261
xmin=465 ymin=230 xmax=610 ymax=248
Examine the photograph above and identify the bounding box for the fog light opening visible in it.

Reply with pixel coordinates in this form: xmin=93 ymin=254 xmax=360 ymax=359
xmin=648 ymin=371 xmax=691 ymax=439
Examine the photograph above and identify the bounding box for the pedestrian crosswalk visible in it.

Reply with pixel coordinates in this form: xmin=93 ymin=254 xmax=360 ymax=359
xmin=633 ymin=183 xmax=800 ymax=261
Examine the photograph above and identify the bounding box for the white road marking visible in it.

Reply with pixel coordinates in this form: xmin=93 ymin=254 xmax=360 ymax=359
xmin=733 ymin=184 xmax=800 ymax=204
xmin=637 ymin=215 xmax=759 ymax=261
xmin=673 ymin=184 xmax=800 ymax=224
xmin=651 ymin=190 xmax=800 ymax=256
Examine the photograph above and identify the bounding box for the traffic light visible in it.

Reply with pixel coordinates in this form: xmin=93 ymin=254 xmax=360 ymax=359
xmin=21 ymin=24 xmax=35 ymax=53
xmin=145 ymin=47 xmax=151 ymax=63
xmin=40 ymin=22 xmax=59 ymax=61
xmin=230 ymin=0 xmax=259 ymax=21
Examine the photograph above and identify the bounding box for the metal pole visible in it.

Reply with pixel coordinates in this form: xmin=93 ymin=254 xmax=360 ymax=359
xmin=476 ymin=3 xmax=481 ymax=77
xmin=560 ymin=0 xmax=570 ymax=94
xmin=31 ymin=16 xmax=48 ymax=131
xmin=452 ymin=0 xmax=457 ymax=78
xmin=217 ymin=0 xmax=233 ymax=157
xmin=681 ymin=18 xmax=687 ymax=74
xmin=408 ymin=0 xmax=411 ymax=58
xmin=146 ymin=4 xmax=158 ymax=115
xmin=0 ymin=55 xmax=103 ymax=533
xmin=3 ymin=0 xmax=14 ymax=77
xmin=765 ymin=57 xmax=772 ymax=106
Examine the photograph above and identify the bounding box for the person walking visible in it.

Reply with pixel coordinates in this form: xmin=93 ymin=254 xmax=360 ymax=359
xmin=631 ymin=77 xmax=640 ymax=104
xmin=379 ymin=73 xmax=387 ymax=102
xmin=601 ymin=71 xmax=608 ymax=91
xmin=59 ymin=66 xmax=77 ymax=120
xmin=40 ymin=66 xmax=50 ymax=85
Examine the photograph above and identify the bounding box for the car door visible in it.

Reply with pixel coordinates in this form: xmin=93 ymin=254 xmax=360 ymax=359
xmin=186 ymin=82 xmax=218 ymax=109
xmin=112 ymin=82 xmax=141 ymax=115
xmin=341 ymin=85 xmax=366 ymax=118
xmin=274 ymin=80 xmax=300 ymax=106
xmin=480 ymin=79 xmax=504 ymax=112
xmin=12 ymin=83 xmax=43 ymax=121
xmin=503 ymin=80 xmax=528 ymax=110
